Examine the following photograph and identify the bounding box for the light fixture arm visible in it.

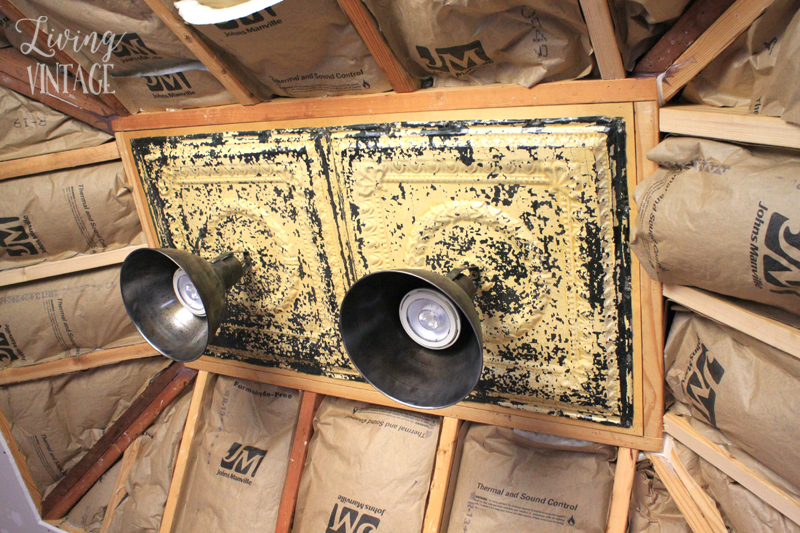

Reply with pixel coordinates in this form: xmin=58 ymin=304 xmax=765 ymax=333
xmin=447 ymin=265 xmax=481 ymax=300
xmin=209 ymin=251 xmax=250 ymax=290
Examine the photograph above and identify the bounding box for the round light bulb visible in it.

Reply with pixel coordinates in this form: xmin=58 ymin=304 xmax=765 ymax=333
xmin=172 ymin=268 xmax=206 ymax=317
xmin=418 ymin=305 xmax=444 ymax=331
xmin=399 ymin=288 xmax=461 ymax=350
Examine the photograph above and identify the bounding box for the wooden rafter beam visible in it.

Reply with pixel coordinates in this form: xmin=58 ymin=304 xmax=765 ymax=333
xmin=605 ymin=448 xmax=638 ymax=532
xmin=139 ymin=0 xmax=261 ymax=106
xmin=0 ymin=244 xmax=146 ymax=288
xmin=660 ymin=104 xmax=800 ymax=150
xmin=40 ymin=363 xmax=197 ymax=519
xmin=336 ymin=0 xmax=420 ymax=93
xmin=0 ymin=141 xmax=120 ymax=181
xmin=664 ymin=412 xmax=800 ymax=525
xmin=663 ymin=283 xmax=800 ymax=359
xmin=158 ymin=370 xmax=213 ymax=533
xmin=0 ymin=48 xmax=116 ymax=132
xmin=666 ymin=444 xmax=727 ymax=532
xmin=579 ymin=0 xmax=626 ymax=79
xmin=422 ymin=417 xmax=461 ymax=533
xmin=0 ymin=0 xmax=130 ymax=116
xmin=647 ymin=450 xmax=724 ymax=533
xmin=634 ymin=0 xmax=736 ymax=74
xmin=661 ymin=0 xmax=777 ymax=102
xmin=275 ymin=391 xmax=324 ymax=533
xmin=0 ymin=342 xmax=159 ymax=387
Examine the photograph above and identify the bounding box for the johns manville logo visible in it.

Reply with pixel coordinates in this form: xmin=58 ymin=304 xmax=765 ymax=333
xmin=144 ymin=73 xmax=192 ymax=93
xmin=416 ymin=40 xmax=492 ymax=77
xmin=216 ymin=442 xmax=267 ymax=485
xmin=685 ymin=341 xmax=724 ymax=426
xmin=111 ymin=33 xmax=158 ymax=59
xmin=763 ymin=212 xmax=800 ymax=297
xmin=0 ymin=216 xmax=41 ymax=257
xmin=0 ymin=331 xmax=19 ymax=364
xmin=326 ymin=504 xmax=380 ymax=533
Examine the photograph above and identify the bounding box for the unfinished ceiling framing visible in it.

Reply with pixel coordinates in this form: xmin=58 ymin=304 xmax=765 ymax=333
xmin=1 ymin=0 xmax=800 ymax=532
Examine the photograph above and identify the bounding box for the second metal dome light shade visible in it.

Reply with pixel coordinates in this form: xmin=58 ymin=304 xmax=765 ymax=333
xmin=120 ymin=248 xmax=248 ymax=363
xmin=340 ymin=266 xmax=484 ymax=410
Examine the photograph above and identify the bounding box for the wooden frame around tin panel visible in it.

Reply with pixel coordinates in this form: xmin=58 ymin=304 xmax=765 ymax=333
xmin=115 ymin=86 xmax=663 ymax=452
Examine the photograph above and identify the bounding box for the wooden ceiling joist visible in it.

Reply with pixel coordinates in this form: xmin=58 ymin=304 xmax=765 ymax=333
xmin=336 ymin=0 xmax=420 ymax=93
xmin=663 ymin=283 xmax=800 ymax=360
xmin=605 ymin=447 xmax=638 ymax=532
xmin=0 ymin=244 xmax=146 ymax=288
xmin=140 ymin=0 xmax=261 ymax=106
xmin=579 ymin=0 xmax=626 ymax=80
xmin=0 ymin=0 xmax=130 ymax=117
xmin=157 ymin=371 xmax=213 ymax=533
xmin=0 ymin=141 xmax=120 ymax=182
xmin=665 ymin=413 xmax=800 ymax=526
xmin=0 ymin=48 xmax=116 ymax=132
xmin=634 ymin=0 xmax=736 ymax=75
xmin=661 ymin=0 xmax=777 ymax=102
xmin=660 ymin=105 xmax=800 ymax=149
xmin=0 ymin=343 xmax=160 ymax=387
xmin=647 ymin=450 xmax=724 ymax=533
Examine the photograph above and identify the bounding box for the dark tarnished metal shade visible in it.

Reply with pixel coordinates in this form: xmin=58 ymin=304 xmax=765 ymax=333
xmin=340 ymin=268 xmax=483 ymax=409
xmin=120 ymin=248 xmax=244 ymax=362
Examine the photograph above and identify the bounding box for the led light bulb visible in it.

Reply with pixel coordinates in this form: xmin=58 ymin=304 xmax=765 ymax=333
xmin=418 ymin=305 xmax=444 ymax=330
xmin=399 ymin=288 xmax=461 ymax=349
xmin=173 ymin=268 xmax=206 ymax=317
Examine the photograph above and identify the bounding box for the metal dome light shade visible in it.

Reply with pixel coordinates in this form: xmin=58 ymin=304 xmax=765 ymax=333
xmin=340 ymin=266 xmax=483 ymax=409
xmin=120 ymin=248 xmax=248 ymax=362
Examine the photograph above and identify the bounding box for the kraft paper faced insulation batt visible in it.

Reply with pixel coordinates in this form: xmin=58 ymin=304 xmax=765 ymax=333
xmin=665 ymin=312 xmax=800 ymax=490
xmin=749 ymin=6 xmax=800 ymax=125
xmin=171 ymin=375 xmax=300 ymax=533
xmin=293 ymin=396 xmax=440 ymax=533
xmin=631 ymin=137 xmax=800 ymax=316
xmin=10 ymin=0 xmax=199 ymax=77
xmin=0 ymin=265 xmax=144 ymax=370
xmin=0 ymin=358 xmax=170 ymax=495
xmin=0 ymin=161 xmax=143 ymax=270
xmin=362 ymin=0 xmax=593 ymax=87
xmin=188 ymin=0 xmax=391 ymax=99
xmin=0 ymin=87 xmax=111 ymax=162
xmin=445 ymin=424 xmax=615 ymax=533
xmin=113 ymin=66 xmax=238 ymax=113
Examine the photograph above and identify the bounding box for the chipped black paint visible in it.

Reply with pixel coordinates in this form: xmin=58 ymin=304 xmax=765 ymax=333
xmin=129 ymin=116 xmax=634 ymax=426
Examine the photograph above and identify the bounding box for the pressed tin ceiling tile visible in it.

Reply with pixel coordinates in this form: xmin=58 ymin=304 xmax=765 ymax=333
xmin=130 ymin=129 xmax=354 ymax=377
xmin=129 ymin=116 xmax=633 ymax=426
xmin=330 ymin=119 xmax=632 ymax=426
